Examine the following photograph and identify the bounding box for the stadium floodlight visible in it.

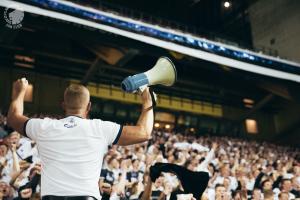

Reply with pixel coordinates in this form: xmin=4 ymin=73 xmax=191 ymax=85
xmin=224 ymin=1 xmax=231 ymax=8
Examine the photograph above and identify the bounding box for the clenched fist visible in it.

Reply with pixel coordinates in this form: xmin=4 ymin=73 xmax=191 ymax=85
xmin=12 ymin=78 xmax=28 ymax=100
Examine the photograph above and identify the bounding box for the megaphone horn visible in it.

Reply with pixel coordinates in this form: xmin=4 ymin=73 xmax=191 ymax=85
xmin=121 ymin=57 xmax=177 ymax=93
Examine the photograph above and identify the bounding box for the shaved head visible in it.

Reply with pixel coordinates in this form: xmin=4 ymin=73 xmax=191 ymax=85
xmin=63 ymin=84 xmax=90 ymax=114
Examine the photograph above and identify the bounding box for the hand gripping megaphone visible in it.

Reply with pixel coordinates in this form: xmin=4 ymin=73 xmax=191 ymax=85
xmin=121 ymin=57 xmax=177 ymax=93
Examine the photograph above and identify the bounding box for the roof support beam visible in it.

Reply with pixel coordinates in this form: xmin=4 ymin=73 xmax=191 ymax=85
xmin=240 ymin=93 xmax=274 ymax=121
xmin=257 ymin=81 xmax=292 ymax=101
xmin=81 ymin=58 xmax=102 ymax=86
xmin=115 ymin=49 xmax=139 ymax=67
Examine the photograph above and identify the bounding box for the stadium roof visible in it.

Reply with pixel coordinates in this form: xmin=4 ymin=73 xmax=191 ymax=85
xmin=0 ymin=1 xmax=299 ymax=114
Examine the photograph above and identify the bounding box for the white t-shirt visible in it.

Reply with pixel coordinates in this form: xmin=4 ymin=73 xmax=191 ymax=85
xmin=196 ymin=148 xmax=215 ymax=173
xmin=18 ymin=137 xmax=34 ymax=159
xmin=212 ymin=176 xmax=238 ymax=191
xmin=25 ymin=116 xmax=122 ymax=200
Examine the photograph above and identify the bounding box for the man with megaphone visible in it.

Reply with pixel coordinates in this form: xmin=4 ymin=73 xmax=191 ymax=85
xmin=6 ymin=56 xmax=176 ymax=200
xmin=7 ymin=78 xmax=155 ymax=200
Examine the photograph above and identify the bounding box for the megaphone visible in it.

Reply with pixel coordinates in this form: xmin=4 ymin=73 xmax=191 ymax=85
xmin=121 ymin=57 xmax=177 ymax=93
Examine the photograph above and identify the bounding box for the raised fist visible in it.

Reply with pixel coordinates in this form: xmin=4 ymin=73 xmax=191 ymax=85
xmin=12 ymin=78 xmax=28 ymax=100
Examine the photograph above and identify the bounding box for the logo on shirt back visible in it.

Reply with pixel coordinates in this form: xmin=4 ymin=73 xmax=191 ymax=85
xmin=64 ymin=118 xmax=77 ymax=128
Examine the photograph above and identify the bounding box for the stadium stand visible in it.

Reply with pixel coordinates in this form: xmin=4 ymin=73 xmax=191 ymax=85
xmin=0 ymin=113 xmax=299 ymax=200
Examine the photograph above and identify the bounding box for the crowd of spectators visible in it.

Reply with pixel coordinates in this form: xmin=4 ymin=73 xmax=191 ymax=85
xmin=0 ymin=113 xmax=299 ymax=200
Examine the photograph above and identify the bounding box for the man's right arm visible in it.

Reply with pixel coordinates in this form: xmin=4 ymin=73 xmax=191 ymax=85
xmin=116 ymin=88 xmax=154 ymax=146
xmin=7 ymin=78 xmax=29 ymax=136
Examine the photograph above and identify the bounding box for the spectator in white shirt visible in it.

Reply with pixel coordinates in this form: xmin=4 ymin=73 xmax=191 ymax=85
xmin=196 ymin=143 xmax=217 ymax=173
xmin=212 ymin=164 xmax=238 ymax=191
xmin=273 ymin=179 xmax=296 ymax=200
xmin=215 ymin=184 xmax=230 ymax=200
xmin=7 ymin=78 xmax=154 ymax=200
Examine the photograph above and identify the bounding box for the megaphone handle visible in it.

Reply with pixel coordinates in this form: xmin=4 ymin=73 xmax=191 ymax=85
xmin=149 ymin=87 xmax=157 ymax=108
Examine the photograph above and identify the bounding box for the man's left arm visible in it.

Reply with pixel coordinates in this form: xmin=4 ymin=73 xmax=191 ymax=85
xmin=7 ymin=78 xmax=29 ymax=136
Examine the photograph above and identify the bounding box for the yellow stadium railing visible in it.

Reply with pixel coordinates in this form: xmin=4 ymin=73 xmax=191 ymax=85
xmin=70 ymin=80 xmax=222 ymax=117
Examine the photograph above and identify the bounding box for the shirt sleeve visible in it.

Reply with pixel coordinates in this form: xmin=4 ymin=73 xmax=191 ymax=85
xmin=99 ymin=120 xmax=123 ymax=146
xmin=25 ymin=118 xmax=44 ymax=141
xmin=197 ymin=149 xmax=215 ymax=171
xmin=100 ymin=169 xmax=107 ymax=179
